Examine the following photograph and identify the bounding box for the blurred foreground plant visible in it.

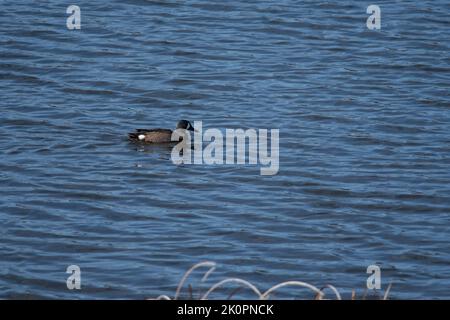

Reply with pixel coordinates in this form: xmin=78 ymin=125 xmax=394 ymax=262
xmin=149 ymin=261 xmax=392 ymax=300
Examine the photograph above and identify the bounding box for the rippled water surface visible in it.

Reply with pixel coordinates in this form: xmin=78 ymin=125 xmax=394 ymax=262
xmin=1 ymin=0 xmax=449 ymax=299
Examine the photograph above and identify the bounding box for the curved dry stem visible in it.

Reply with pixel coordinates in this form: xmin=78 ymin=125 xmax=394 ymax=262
xmin=261 ymin=281 xmax=324 ymax=300
xmin=174 ymin=261 xmax=216 ymax=300
xmin=152 ymin=295 xmax=171 ymax=300
xmin=227 ymin=286 xmax=244 ymax=300
xmin=201 ymin=278 xmax=262 ymax=300
xmin=202 ymin=265 xmax=216 ymax=282
xmin=319 ymin=284 xmax=342 ymax=300
xmin=383 ymin=283 xmax=392 ymax=300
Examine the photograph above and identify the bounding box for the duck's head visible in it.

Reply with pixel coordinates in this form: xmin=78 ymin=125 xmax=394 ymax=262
xmin=176 ymin=119 xmax=195 ymax=131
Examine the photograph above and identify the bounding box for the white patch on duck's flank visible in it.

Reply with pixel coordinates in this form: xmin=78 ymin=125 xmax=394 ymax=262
xmin=138 ymin=134 xmax=146 ymax=140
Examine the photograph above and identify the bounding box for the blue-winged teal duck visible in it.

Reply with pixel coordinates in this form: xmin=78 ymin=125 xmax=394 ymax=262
xmin=128 ymin=120 xmax=195 ymax=143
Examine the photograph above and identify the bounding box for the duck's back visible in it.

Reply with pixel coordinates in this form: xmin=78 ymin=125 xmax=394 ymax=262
xmin=128 ymin=129 xmax=173 ymax=143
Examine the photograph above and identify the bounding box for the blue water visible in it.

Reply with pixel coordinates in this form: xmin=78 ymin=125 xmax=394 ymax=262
xmin=0 ymin=0 xmax=449 ymax=299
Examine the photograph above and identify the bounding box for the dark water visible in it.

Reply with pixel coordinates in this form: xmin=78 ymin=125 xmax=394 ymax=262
xmin=1 ymin=0 xmax=449 ymax=299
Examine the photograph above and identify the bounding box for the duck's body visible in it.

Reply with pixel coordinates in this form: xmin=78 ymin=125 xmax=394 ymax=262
xmin=128 ymin=128 xmax=174 ymax=143
xmin=128 ymin=120 xmax=194 ymax=143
